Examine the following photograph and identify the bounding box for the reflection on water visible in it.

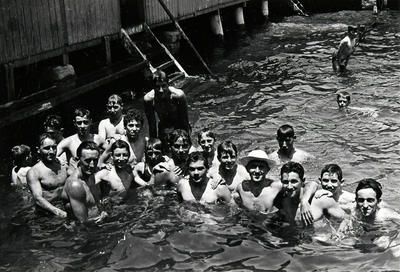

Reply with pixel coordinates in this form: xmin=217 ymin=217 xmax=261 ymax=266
xmin=1 ymin=10 xmax=400 ymax=271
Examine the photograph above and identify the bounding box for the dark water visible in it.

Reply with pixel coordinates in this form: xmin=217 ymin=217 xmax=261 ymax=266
xmin=1 ymin=10 xmax=400 ymax=271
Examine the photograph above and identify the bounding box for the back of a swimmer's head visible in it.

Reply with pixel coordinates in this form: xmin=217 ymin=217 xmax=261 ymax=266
xmin=11 ymin=144 xmax=31 ymax=166
xmin=74 ymin=108 xmax=91 ymax=119
xmin=355 ymin=178 xmax=382 ymax=202
xmin=277 ymin=124 xmax=295 ymax=139
xmin=217 ymin=140 xmax=237 ymax=158
xmin=168 ymin=129 xmax=192 ymax=147
xmin=124 ymin=108 xmax=144 ymax=127
xmin=110 ymin=139 xmax=130 ymax=157
xmin=280 ymin=161 xmax=305 ymax=181
xmin=197 ymin=128 xmax=215 ymax=142
xmin=186 ymin=151 xmax=209 ymax=169
xmin=320 ymin=164 xmax=343 ymax=181
xmin=76 ymin=141 xmax=99 ymax=159
xmin=43 ymin=114 xmax=63 ymax=132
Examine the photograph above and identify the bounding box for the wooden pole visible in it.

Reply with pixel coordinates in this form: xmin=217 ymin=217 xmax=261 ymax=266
xmin=4 ymin=64 xmax=16 ymax=101
xmin=156 ymin=0 xmax=213 ymax=75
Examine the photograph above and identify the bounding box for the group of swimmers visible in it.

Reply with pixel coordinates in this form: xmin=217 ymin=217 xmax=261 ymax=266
xmin=9 ymin=69 xmax=400 ymax=245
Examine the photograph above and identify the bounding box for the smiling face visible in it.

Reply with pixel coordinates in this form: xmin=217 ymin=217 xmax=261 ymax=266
xmin=188 ymin=159 xmax=207 ymax=183
xmin=112 ymin=147 xmax=129 ymax=169
xmin=281 ymin=171 xmax=302 ymax=198
xmin=199 ymin=133 xmax=215 ymax=155
xmin=74 ymin=115 xmax=91 ymax=136
xmin=219 ymin=150 xmax=237 ymax=171
xmin=356 ymin=188 xmax=379 ymax=218
xmin=39 ymin=137 xmax=57 ymax=162
xmin=320 ymin=172 xmax=341 ymax=194
xmin=125 ymin=119 xmax=141 ymax=139
xmin=246 ymin=160 xmax=269 ymax=183
xmin=79 ymin=149 xmax=99 ymax=176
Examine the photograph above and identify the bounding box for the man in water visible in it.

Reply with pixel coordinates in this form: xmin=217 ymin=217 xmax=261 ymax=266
xmin=236 ymin=150 xmax=281 ymax=212
xmin=27 ymin=133 xmax=68 ymax=217
xmin=144 ymin=69 xmax=190 ymax=148
xmin=196 ymin=128 xmax=219 ymax=168
xmin=178 ymin=151 xmax=230 ymax=203
xmin=269 ymin=124 xmax=313 ymax=165
xmin=62 ymin=141 xmax=106 ymax=222
xmin=98 ymin=94 xmax=126 ymax=142
xmin=336 ymin=91 xmax=351 ymax=109
xmin=332 ymin=26 xmax=358 ymax=72
xmin=57 ymin=108 xmax=106 ymax=167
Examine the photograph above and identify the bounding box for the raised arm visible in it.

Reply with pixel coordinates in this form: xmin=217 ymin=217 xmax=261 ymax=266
xmin=98 ymin=120 xmax=107 ymax=141
xmin=27 ymin=169 xmax=67 ymax=218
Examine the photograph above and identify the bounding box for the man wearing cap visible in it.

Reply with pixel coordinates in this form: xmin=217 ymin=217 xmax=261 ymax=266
xmin=236 ymin=149 xmax=281 ymax=212
xmin=269 ymin=124 xmax=313 ymax=165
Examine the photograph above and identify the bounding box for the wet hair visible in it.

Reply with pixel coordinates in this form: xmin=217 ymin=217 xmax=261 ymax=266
xmin=124 ymin=108 xmax=144 ymax=127
xmin=38 ymin=132 xmax=57 ymax=146
xmin=107 ymin=94 xmax=123 ymax=105
xmin=277 ymin=124 xmax=295 ymax=139
xmin=74 ymin=108 xmax=91 ymax=119
xmin=153 ymin=69 xmax=167 ymax=84
xmin=336 ymin=91 xmax=351 ymax=104
xmin=76 ymin=141 xmax=99 ymax=158
xmin=110 ymin=139 xmax=130 ymax=157
xmin=146 ymin=138 xmax=162 ymax=152
xmin=320 ymin=164 xmax=343 ymax=181
xmin=217 ymin=140 xmax=237 ymax=158
xmin=186 ymin=151 xmax=209 ymax=170
xmin=355 ymin=178 xmax=382 ymax=201
xmin=197 ymin=128 xmax=216 ymax=143
xmin=11 ymin=145 xmax=31 ymax=166
xmin=43 ymin=114 xmax=63 ymax=131
xmin=280 ymin=161 xmax=305 ymax=181
xmin=169 ymin=129 xmax=192 ymax=147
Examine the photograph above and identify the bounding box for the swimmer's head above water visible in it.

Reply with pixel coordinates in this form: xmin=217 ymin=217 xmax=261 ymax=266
xmin=280 ymin=161 xmax=305 ymax=198
xmin=319 ymin=164 xmax=343 ymax=194
xmin=198 ymin=128 xmax=216 ymax=156
xmin=276 ymin=124 xmax=296 ymax=155
xmin=124 ymin=109 xmax=144 ymax=140
xmin=186 ymin=151 xmax=208 ymax=184
xmin=355 ymin=178 xmax=382 ymax=219
xmin=241 ymin=150 xmax=275 ymax=183
xmin=217 ymin=141 xmax=238 ymax=171
xmin=336 ymin=91 xmax=351 ymax=109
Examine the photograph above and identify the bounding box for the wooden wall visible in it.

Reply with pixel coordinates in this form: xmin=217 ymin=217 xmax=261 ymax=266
xmin=142 ymin=0 xmax=248 ymax=26
xmin=0 ymin=0 xmax=121 ymax=65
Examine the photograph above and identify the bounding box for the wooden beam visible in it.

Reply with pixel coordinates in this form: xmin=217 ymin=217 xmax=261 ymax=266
xmin=104 ymin=36 xmax=112 ymax=65
xmin=4 ymin=64 xmax=16 ymax=101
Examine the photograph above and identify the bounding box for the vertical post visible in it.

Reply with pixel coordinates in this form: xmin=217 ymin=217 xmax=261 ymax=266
xmin=261 ymin=0 xmax=269 ymax=17
xmin=210 ymin=10 xmax=224 ymax=37
xmin=104 ymin=36 xmax=112 ymax=65
xmin=62 ymin=53 xmax=69 ymax=65
xmin=234 ymin=6 xmax=245 ymax=26
xmin=4 ymin=64 xmax=16 ymax=101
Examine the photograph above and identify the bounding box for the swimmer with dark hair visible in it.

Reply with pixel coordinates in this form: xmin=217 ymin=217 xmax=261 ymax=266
xmin=336 ymin=91 xmax=351 ymax=109
xmin=11 ymin=144 xmax=32 ymax=186
xmin=332 ymin=26 xmax=359 ymax=72
xmin=98 ymin=94 xmax=125 ymax=142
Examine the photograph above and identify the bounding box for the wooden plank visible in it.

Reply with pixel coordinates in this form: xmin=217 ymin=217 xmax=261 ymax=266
xmin=0 ymin=0 xmax=10 ymax=63
xmin=15 ymin=0 xmax=29 ymax=58
xmin=8 ymin=0 xmax=22 ymax=60
xmin=32 ymin=0 xmax=44 ymax=53
xmin=41 ymin=0 xmax=54 ymax=51
xmin=4 ymin=64 xmax=16 ymax=101
xmin=104 ymin=36 xmax=111 ymax=65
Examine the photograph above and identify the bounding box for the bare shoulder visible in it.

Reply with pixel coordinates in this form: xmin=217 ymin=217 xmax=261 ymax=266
xmin=169 ymin=87 xmax=185 ymax=99
xmin=94 ymin=134 xmax=105 ymax=144
xmin=293 ymin=148 xmax=314 ymax=162
xmin=144 ymin=90 xmax=155 ymax=102
xmin=377 ymin=207 xmax=400 ymax=221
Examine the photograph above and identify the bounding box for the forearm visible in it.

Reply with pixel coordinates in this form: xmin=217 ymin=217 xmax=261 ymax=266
xmin=34 ymin=196 xmax=65 ymax=216
xmin=301 ymin=180 xmax=318 ymax=204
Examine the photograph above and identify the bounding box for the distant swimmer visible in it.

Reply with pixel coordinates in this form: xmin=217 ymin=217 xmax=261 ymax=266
xmin=336 ymin=91 xmax=378 ymax=118
xmin=57 ymin=108 xmax=106 ymax=167
xmin=269 ymin=124 xmax=313 ymax=165
xmin=177 ymin=152 xmax=231 ymax=204
xmin=11 ymin=144 xmax=32 ymax=187
xmin=95 ymin=140 xmax=134 ymax=199
xmin=236 ymin=150 xmax=281 ymax=213
xmin=62 ymin=141 xmax=107 ymax=223
xmin=144 ymin=69 xmax=190 ymax=149
xmin=332 ymin=26 xmax=358 ymax=72
xmin=98 ymin=94 xmax=126 ymax=142
xmin=27 ymin=133 xmax=68 ymax=218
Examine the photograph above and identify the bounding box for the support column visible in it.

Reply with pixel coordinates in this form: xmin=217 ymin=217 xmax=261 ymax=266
xmin=234 ymin=6 xmax=245 ymax=26
xmin=104 ymin=36 xmax=112 ymax=65
xmin=4 ymin=63 xmax=16 ymax=101
xmin=210 ymin=11 xmax=224 ymax=37
xmin=261 ymin=0 xmax=269 ymax=17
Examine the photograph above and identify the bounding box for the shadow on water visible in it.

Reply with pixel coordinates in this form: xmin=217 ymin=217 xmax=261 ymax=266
xmin=1 ymin=10 xmax=400 ymax=271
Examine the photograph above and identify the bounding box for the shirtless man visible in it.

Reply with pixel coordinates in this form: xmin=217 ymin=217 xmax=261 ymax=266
xmin=11 ymin=144 xmax=32 ymax=186
xmin=310 ymin=164 xmax=355 ymax=218
xmin=332 ymin=26 xmax=358 ymax=72
xmin=62 ymin=141 xmax=105 ymax=222
xmin=95 ymin=140 xmax=133 ymax=198
xmin=144 ymin=69 xmax=190 ymax=148
xmin=98 ymin=94 xmax=125 ymax=142
xmin=121 ymin=109 xmax=146 ymax=163
xmin=269 ymin=124 xmax=313 ymax=165
xmin=178 ymin=152 xmax=230 ymax=204
xmin=57 ymin=108 xmax=106 ymax=166
xmin=197 ymin=129 xmax=219 ymax=168
xmin=169 ymin=129 xmax=192 ymax=177
xmin=236 ymin=150 xmax=281 ymax=212
xmin=336 ymin=91 xmax=351 ymax=109
xmin=27 ymin=133 xmax=68 ymax=217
